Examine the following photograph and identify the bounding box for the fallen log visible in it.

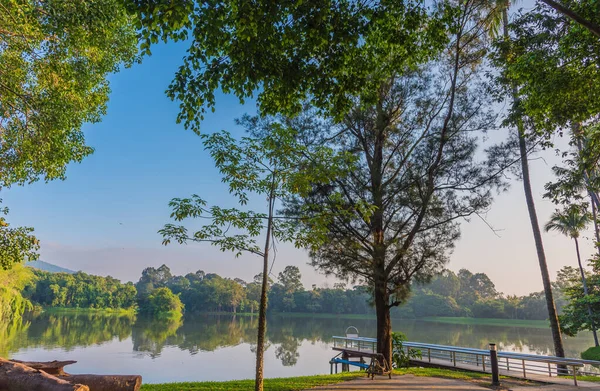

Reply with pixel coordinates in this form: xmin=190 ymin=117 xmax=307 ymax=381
xmin=9 ymin=360 xmax=77 ymax=376
xmin=0 ymin=358 xmax=88 ymax=391
xmin=58 ymin=375 xmax=142 ymax=391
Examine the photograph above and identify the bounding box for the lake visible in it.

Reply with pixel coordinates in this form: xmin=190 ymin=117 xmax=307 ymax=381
xmin=3 ymin=312 xmax=596 ymax=384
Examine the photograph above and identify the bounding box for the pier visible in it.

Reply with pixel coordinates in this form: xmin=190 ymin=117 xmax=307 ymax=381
xmin=330 ymin=336 xmax=600 ymax=387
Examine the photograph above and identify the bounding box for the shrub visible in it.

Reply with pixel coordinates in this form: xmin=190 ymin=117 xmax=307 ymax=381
xmin=140 ymin=287 xmax=184 ymax=319
xmin=581 ymin=346 xmax=600 ymax=361
xmin=391 ymin=332 xmax=421 ymax=368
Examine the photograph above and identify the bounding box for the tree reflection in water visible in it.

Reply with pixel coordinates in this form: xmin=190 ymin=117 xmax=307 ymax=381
xmin=4 ymin=312 xmax=596 ymax=366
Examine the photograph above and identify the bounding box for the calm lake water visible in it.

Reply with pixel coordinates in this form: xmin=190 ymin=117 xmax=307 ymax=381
xmin=3 ymin=312 xmax=596 ymax=384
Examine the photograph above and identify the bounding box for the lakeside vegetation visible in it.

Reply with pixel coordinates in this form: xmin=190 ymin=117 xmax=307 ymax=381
xmin=0 ymin=262 xmax=580 ymax=324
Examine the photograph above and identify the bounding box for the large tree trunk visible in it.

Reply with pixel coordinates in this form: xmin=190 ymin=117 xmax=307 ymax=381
xmin=574 ymin=238 xmax=599 ymax=347
xmin=503 ymin=8 xmax=565 ymax=359
xmin=0 ymin=358 xmax=89 ymax=391
xmin=374 ymin=275 xmax=392 ymax=369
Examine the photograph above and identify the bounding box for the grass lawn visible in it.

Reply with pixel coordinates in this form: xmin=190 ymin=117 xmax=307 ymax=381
xmin=421 ymin=317 xmax=549 ymax=328
xmin=140 ymin=367 xmax=500 ymax=391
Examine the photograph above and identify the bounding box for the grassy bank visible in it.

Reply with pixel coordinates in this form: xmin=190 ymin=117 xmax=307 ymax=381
xmin=200 ymin=312 xmax=552 ymax=328
xmin=42 ymin=307 xmax=136 ymax=316
xmin=140 ymin=368 xmax=497 ymax=391
xmin=421 ymin=317 xmax=549 ymax=328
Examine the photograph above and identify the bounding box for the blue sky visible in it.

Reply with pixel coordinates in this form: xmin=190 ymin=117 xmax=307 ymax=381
xmin=4 ymin=20 xmax=595 ymax=295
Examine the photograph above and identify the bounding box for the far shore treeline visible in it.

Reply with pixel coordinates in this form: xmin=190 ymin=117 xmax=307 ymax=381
xmin=15 ymin=263 xmax=577 ymax=321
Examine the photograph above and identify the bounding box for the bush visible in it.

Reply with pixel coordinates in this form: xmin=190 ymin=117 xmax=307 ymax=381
xmin=581 ymin=346 xmax=600 ymax=361
xmin=140 ymin=287 xmax=184 ymax=319
xmin=391 ymin=332 xmax=421 ymax=368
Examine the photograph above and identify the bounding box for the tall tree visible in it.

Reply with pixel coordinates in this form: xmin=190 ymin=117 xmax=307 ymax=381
xmin=545 ymin=206 xmax=599 ymax=346
xmin=0 ymin=0 xmax=139 ymax=269
xmin=284 ymin=0 xmax=508 ymax=365
xmin=159 ymin=119 xmax=348 ymax=391
xmin=490 ymin=2 xmax=567 ymax=358
xmin=559 ymin=259 xmax=600 ymax=341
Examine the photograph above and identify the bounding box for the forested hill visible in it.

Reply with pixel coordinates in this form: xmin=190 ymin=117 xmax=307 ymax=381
xmin=26 ymin=261 xmax=74 ymax=274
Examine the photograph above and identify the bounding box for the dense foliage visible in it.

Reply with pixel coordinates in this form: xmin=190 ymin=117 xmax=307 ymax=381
xmin=138 ymin=287 xmax=183 ymax=319
xmin=27 ymin=269 xmax=137 ymax=310
xmin=0 ymin=264 xmax=33 ymax=322
xmin=131 ymin=264 xmax=564 ymax=321
xmin=0 ymin=0 xmax=140 ymax=270
xmin=559 ymin=259 xmax=600 ymax=338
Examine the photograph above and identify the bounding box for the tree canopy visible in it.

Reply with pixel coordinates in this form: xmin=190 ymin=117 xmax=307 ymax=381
xmin=0 ymin=0 xmax=140 ymax=269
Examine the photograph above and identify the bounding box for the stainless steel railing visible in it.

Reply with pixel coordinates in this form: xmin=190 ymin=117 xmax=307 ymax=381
xmin=331 ymin=336 xmax=600 ymax=385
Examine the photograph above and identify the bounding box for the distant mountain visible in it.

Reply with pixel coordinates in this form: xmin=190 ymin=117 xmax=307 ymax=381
xmin=26 ymin=260 xmax=75 ymax=274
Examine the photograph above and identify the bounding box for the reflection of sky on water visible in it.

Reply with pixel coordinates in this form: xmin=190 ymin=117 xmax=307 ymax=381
xmin=9 ymin=338 xmax=334 ymax=383
xmin=6 ymin=313 xmax=597 ymax=384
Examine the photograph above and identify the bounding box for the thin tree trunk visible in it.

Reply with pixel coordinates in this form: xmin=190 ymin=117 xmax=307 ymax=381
xmin=503 ymin=9 xmax=565 ymax=359
xmin=572 ymin=124 xmax=600 ymax=346
xmin=591 ymin=197 xmax=600 ymax=255
xmin=574 ymin=238 xmax=599 ymax=347
xmin=518 ymin=130 xmax=565 ymax=358
xmin=255 ymin=174 xmax=276 ymax=391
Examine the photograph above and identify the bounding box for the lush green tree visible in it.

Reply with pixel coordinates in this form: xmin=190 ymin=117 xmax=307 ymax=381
xmin=139 ymin=287 xmax=184 ymax=320
xmin=0 ymin=203 xmax=38 ymax=270
xmin=545 ymin=205 xmax=598 ymax=346
xmin=133 ymin=0 xmax=446 ymax=129
xmin=159 ymin=120 xmax=348 ymax=391
xmin=0 ymin=0 xmax=139 ymax=269
xmin=427 ymin=270 xmax=461 ymax=299
xmin=560 ymin=259 xmax=600 ymax=341
xmin=285 ymin=4 xmax=504 ymax=365
xmin=490 ymin=0 xmax=568 ymax=359
xmin=28 ymin=270 xmax=137 ymax=310
xmin=278 ymin=266 xmax=303 ymax=294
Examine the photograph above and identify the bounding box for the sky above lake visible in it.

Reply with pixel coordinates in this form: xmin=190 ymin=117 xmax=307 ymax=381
xmin=4 ymin=9 xmax=595 ymax=296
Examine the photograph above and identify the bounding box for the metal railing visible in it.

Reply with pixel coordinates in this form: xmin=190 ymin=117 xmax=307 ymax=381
xmin=332 ymin=336 xmax=600 ymax=386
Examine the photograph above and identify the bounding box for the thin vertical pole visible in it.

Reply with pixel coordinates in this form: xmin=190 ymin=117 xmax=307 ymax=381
xmin=490 ymin=344 xmax=499 ymax=386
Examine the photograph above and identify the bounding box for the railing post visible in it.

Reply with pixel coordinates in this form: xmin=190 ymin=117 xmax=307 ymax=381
xmin=506 ymin=357 xmax=509 ymax=371
xmin=548 ymin=362 xmax=551 ymax=377
xmin=452 ymin=351 xmax=456 ymax=367
xmin=522 ymin=359 xmax=526 ymax=378
xmin=572 ymin=366 xmax=578 ymax=386
xmin=489 ymin=343 xmax=500 ymax=386
xmin=428 ymin=348 xmax=431 ymax=363
xmin=482 ymin=355 xmax=486 ymax=371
